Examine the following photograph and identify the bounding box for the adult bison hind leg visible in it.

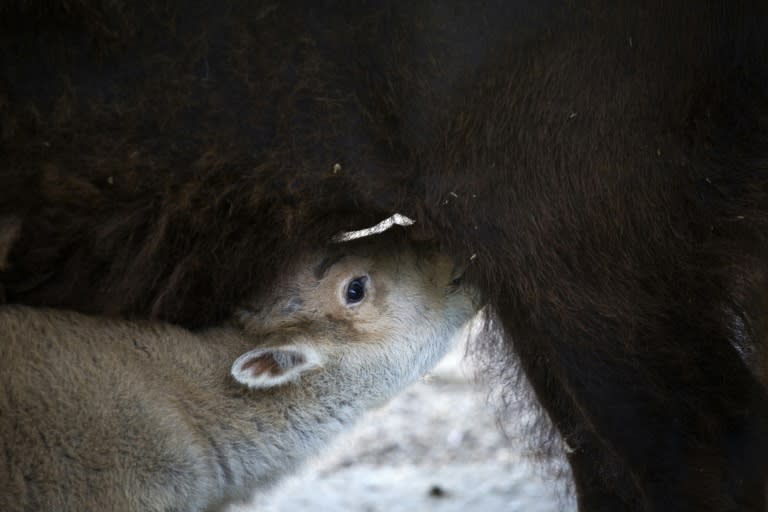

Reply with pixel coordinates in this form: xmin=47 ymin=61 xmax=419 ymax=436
xmin=479 ymin=299 xmax=646 ymax=511
xmin=474 ymin=253 xmax=768 ymax=512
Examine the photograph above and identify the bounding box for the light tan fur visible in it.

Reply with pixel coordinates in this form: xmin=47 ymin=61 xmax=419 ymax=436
xmin=0 ymin=236 xmax=477 ymax=512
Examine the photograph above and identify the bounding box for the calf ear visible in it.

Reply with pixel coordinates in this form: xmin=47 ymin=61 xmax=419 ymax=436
xmin=231 ymin=345 xmax=323 ymax=389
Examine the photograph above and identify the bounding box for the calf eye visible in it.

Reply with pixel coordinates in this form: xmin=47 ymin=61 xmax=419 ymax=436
xmin=345 ymin=276 xmax=368 ymax=304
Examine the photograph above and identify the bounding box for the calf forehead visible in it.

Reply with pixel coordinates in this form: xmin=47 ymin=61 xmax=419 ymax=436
xmin=313 ymin=253 xmax=346 ymax=280
xmin=247 ymin=237 xmax=447 ymax=319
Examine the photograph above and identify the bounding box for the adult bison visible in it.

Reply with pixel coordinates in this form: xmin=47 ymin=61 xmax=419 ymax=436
xmin=1 ymin=1 xmax=767 ymax=510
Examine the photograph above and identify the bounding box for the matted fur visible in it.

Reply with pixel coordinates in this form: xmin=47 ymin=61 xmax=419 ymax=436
xmin=2 ymin=2 xmax=768 ymax=510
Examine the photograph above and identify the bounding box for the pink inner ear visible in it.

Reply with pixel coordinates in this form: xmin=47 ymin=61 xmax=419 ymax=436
xmin=242 ymin=353 xmax=282 ymax=376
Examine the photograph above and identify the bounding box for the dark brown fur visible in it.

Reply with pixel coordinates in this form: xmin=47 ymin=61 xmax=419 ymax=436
xmin=2 ymin=2 xmax=768 ymax=510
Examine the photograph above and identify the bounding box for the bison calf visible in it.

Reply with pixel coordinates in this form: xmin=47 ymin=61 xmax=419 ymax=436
xmin=0 ymin=234 xmax=477 ymax=512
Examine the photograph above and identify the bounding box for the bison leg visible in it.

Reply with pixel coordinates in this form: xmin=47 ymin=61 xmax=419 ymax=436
xmin=497 ymin=293 xmax=768 ymax=511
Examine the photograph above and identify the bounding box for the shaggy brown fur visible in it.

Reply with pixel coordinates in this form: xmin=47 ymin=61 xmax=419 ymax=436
xmin=2 ymin=1 xmax=768 ymax=510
